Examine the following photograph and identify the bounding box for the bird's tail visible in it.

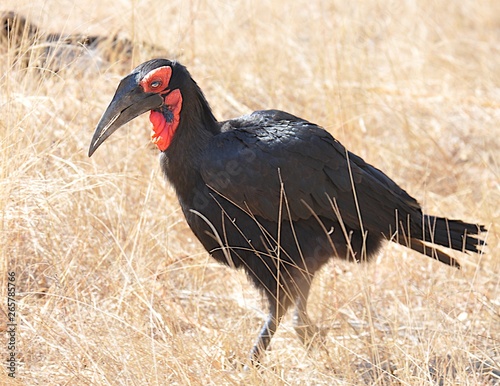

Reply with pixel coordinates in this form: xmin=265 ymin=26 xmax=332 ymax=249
xmin=397 ymin=215 xmax=486 ymax=268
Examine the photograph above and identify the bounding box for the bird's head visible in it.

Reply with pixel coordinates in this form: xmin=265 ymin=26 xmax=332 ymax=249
xmin=89 ymin=58 xmax=190 ymax=157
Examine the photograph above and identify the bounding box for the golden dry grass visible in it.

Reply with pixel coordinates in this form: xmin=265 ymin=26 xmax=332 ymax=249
xmin=1 ymin=0 xmax=499 ymax=384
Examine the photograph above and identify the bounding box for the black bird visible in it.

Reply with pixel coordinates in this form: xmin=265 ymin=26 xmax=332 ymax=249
xmin=89 ymin=59 xmax=485 ymax=364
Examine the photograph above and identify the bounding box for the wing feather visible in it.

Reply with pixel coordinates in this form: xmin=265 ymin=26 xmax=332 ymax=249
xmin=200 ymin=110 xmax=422 ymax=233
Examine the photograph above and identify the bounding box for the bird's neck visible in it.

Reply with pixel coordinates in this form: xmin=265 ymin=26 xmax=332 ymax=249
xmin=159 ymin=83 xmax=219 ymax=204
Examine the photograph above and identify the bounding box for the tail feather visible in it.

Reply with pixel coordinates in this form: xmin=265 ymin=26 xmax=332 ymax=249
xmin=394 ymin=215 xmax=486 ymax=268
xmin=422 ymin=215 xmax=486 ymax=254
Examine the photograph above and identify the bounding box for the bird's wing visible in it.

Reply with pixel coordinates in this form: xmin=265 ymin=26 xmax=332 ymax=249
xmin=200 ymin=110 xmax=421 ymax=231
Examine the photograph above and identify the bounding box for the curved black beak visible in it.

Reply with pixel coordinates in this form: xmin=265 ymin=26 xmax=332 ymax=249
xmin=88 ymin=73 xmax=163 ymax=157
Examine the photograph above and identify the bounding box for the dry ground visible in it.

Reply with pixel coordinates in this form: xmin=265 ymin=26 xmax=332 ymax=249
xmin=0 ymin=1 xmax=499 ymax=385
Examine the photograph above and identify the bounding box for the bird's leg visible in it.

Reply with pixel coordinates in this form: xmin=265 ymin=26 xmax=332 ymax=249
xmin=248 ymin=297 xmax=287 ymax=365
xmin=249 ymin=314 xmax=279 ymax=363
xmin=293 ymin=278 xmax=317 ymax=347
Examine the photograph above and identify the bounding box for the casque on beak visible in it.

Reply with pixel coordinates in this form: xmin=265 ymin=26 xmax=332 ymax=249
xmin=88 ymin=73 xmax=163 ymax=157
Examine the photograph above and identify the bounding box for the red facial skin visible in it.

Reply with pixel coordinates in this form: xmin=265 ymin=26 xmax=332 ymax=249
xmin=139 ymin=66 xmax=183 ymax=151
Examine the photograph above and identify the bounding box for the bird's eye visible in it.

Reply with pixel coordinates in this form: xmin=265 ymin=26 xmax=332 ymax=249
xmin=150 ymin=80 xmax=162 ymax=88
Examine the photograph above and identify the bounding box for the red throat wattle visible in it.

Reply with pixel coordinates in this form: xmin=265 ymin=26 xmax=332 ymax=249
xmin=149 ymin=89 xmax=183 ymax=151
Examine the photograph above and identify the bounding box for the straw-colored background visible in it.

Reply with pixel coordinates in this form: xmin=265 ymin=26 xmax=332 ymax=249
xmin=1 ymin=1 xmax=498 ymax=384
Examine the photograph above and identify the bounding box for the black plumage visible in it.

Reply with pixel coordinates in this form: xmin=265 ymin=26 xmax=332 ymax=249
xmin=89 ymin=59 xmax=485 ymax=363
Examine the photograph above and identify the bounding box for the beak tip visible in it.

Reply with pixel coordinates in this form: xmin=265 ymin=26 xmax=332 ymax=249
xmin=88 ymin=138 xmax=99 ymax=157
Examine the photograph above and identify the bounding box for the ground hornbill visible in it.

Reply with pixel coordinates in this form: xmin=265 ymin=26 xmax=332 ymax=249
xmin=89 ymin=59 xmax=486 ymax=364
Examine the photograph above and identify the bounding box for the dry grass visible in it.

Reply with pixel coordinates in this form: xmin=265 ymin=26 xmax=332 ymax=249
xmin=0 ymin=0 xmax=499 ymax=384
